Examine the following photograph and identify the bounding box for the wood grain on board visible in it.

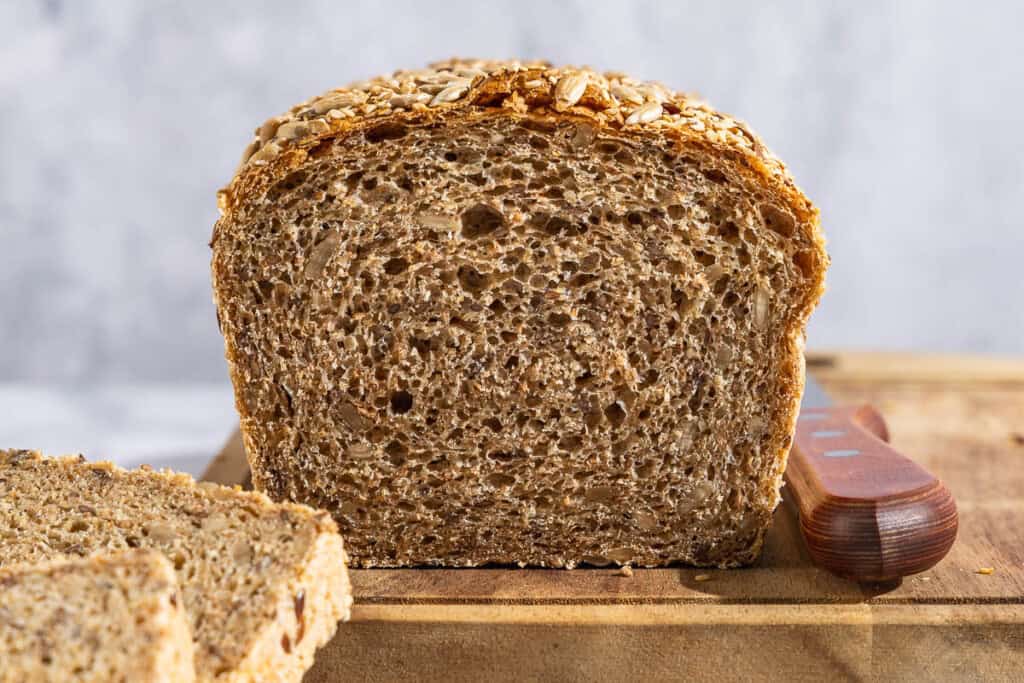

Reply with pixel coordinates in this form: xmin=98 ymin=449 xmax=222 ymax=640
xmin=204 ymin=352 xmax=1024 ymax=681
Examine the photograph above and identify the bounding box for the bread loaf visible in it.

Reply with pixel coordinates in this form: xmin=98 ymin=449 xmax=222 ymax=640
xmin=0 ymin=550 xmax=194 ymax=683
xmin=0 ymin=450 xmax=351 ymax=682
xmin=212 ymin=59 xmax=827 ymax=568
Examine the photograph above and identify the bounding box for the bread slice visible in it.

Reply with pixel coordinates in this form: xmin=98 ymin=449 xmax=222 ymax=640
xmin=0 ymin=550 xmax=194 ymax=683
xmin=211 ymin=59 xmax=828 ymax=568
xmin=0 ymin=450 xmax=352 ymax=682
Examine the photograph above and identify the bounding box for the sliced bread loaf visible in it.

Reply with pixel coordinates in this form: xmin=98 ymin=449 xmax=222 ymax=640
xmin=0 ymin=450 xmax=352 ymax=682
xmin=212 ymin=59 xmax=828 ymax=568
xmin=0 ymin=550 xmax=193 ymax=683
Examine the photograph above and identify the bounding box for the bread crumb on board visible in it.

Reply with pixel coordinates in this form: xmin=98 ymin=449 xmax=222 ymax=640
xmin=694 ymin=573 xmax=712 ymax=582
xmin=617 ymin=565 xmax=633 ymax=578
xmin=976 ymin=567 xmax=995 ymax=575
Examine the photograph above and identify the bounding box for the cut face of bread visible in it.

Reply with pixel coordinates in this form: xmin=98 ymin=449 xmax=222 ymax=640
xmin=0 ymin=450 xmax=352 ymax=682
xmin=212 ymin=60 xmax=827 ymax=568
xmin=0 ymin=551 xmax=194 ymax=683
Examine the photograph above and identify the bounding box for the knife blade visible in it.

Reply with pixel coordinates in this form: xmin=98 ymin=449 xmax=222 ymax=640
xmin=783 ymin=373 xmax=958 ymax=582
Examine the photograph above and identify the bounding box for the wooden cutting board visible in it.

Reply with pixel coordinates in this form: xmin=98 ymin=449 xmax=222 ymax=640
xmin=203 ymin=352 xmax=1024 ymax=681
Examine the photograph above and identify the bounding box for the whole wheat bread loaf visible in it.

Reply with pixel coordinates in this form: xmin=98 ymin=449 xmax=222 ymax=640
xmin=0 ymin=450 xmax=351 ymax=682
xmin=212 ymin=59 xmax=827 ymax=568
xmin=0 ymin=550 xmax=194 ymax=683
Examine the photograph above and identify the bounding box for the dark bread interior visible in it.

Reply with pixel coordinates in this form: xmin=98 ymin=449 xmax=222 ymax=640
xmin=213 ymin=98 xmax=825 ymax=567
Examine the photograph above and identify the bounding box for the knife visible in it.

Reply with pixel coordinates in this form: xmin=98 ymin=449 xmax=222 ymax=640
xmin=784 ymin=375 xmax=958 ymax=582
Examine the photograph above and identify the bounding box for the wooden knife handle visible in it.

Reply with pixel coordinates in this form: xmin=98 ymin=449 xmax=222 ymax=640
xmin=784 ymin=405 xmax=958 ymax=582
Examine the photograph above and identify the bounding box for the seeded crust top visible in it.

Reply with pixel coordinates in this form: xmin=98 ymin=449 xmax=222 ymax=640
xmin=217 ymin=58 xmax=816 ymax=228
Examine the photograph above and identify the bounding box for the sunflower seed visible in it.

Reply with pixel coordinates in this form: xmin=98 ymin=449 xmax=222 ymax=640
xmin=611 ymin=83 xmax=644 ymax=105
xmin=414 ymin=71 xmax=453 ymax=85
xmin=418 ymin=213 xmax=459 ymax=230
xmin=249 ymin=140 xmax=281 ymax=165
xmin=637 ymin=83 xmax=669 ymax=104
xmin=313 ymin=92 xmax=362 ymax=114
xmin=307 ymin=118 xmax=329 ymax=135
xmin=554 ymin=72 xmax=588 ymax=109
xmin=390 ymin=92 xmax=431 ymax=109
xmin=146 ymin=522 xmax=177 ymax=544
xmin=754 ymin=287 xmax=771 ymax=328
xmin=275 ymin=120 xmax=310 ymax=140
xmin=430 ymin=85 xmax=468 ymax=106
xmin=625 ymin=101 xmax=663 ymax=125
xmin=258 ymin=117 xmax=283 ymax=144
xmin=231 ymin=540 xmax=253 ymax=564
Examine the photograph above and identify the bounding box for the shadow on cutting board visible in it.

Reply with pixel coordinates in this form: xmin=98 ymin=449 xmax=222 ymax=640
xmin=674 ymin=491 xmax=899 ymax=603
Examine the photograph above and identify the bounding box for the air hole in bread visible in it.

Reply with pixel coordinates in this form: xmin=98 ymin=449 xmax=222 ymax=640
xmin=365 ymin=123 xmax=408 ymax=143
xmin=559 ymin=435 xmax=583 ymax=452
xmin=383 ymin=257 xmax=408 ymax=275
xmin=793 ymin=249 xmax=817 ymax=277
xmin=604 ymin=401 xmax=627 ymax=428
xmin=694 ymin=250 xmax=716 ymax=266
xmin=487 ymin=473 xmax=516 ymax=487
xmin=389 ymin=391 xmax=413 ymax=415
xmin=457 ymin=265 xmax=491 ymax=293
xmin=461 ymin=203 xmax=505 ymax=239
xmin=384 ymin=440 xmax=408 ymax=466
xmin=702 ymin=168 xmax=728 ymax=184
xmin=759 ymin=204 xmax=795 ymax=237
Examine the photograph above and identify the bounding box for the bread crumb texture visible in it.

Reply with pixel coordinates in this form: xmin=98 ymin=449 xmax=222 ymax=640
xmin=212 ymin=59 xmax=828 ymax=568
xmin=0 ymin=450 xmax=352 ymax=683
xmin=0 ymin=550 xmax=194 ymax=683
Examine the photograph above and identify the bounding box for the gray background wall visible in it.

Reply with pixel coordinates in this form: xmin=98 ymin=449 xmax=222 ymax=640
xmin=2 ymin=0 xmax=1022 ymax=384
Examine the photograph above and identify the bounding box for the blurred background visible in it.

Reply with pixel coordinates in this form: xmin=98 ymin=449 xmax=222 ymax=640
xmin=1 ymin=1 xmax=1021 ymax=466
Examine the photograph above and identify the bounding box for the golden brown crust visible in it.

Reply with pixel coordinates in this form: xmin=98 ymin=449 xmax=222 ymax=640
xmin=216 ymin=59 xmax=820 ymax=230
